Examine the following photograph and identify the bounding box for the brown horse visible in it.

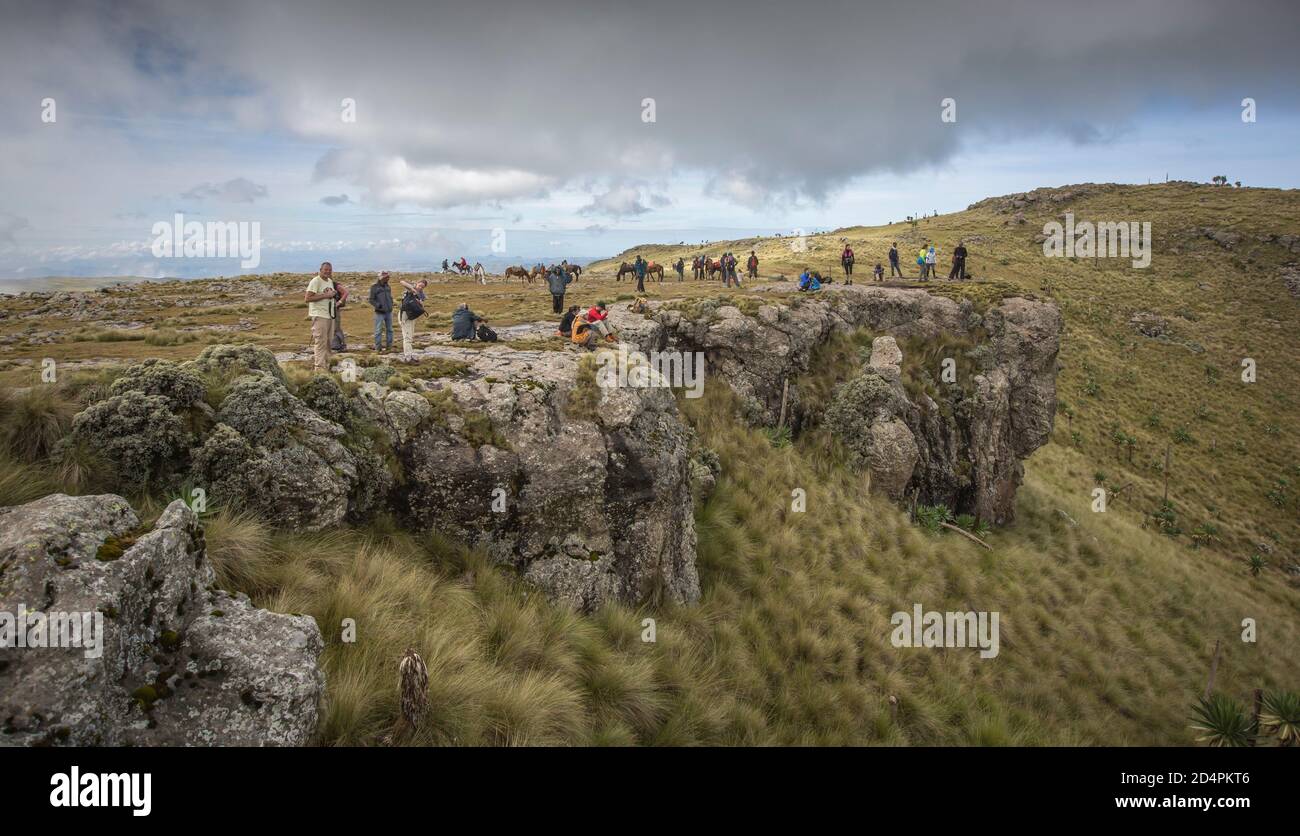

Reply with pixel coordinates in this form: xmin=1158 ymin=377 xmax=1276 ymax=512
xmin=529 ymin=265 xmax=547 ymax=283
xmin=565 ymin=263 xmax=582 ymax=282
xmin=504 ymin=265 xmax=532 ymax=284
xmin=616 ymin=261 xmax=636 ymax=281
xmin=706 ymin=258 xmax=723 ymax=280
xmin=646 ymin=262 xmax=664 ymax=282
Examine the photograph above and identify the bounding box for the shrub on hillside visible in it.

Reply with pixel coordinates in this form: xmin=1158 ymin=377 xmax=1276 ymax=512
xmin=109 ymin=358 xmax=206 ymax=410
xmin=298 ymin=373 xmax=354 ymax=425
xmin=215 ymin=374 xmax=296 ymax=445
xmin=184 ymin=343 xmax=285 ymax=384
xmin=65 ymin=390 xmax=189 ymax=490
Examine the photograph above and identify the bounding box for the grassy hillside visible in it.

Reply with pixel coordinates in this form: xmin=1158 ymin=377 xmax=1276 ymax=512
xmin=2 ymin=182 xmax=1297 ymax=745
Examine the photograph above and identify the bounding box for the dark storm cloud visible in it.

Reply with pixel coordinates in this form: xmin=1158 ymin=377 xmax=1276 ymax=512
xmin=3 ymin=0 xmax=1299 ymax=210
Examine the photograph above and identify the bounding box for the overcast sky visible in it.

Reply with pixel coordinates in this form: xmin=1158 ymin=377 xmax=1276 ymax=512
xmin=2 ymin=0 xmax=1298 ymax=279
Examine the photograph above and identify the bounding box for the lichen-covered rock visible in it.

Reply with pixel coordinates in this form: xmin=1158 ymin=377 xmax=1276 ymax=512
xmin=824 ymin=369 xmax=919 ymax=498
xmin=0 ymin=493 xmax=324 ymax=746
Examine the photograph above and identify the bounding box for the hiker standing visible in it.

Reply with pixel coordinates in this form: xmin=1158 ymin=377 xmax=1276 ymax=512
xmin=675 ymin=257 xmax=685 ymax=281
xmin=925 ymin=245 xmax=937 ymax=281
xmin=397 ymin=278 xmax=427 ymax=357
xmin=304 ymin=261 xmax=337 ymax=373
xmin=917 ymin=245 xmax=929 ymax=279
xmin=747 ymin=250 xmax=759 ymax=280
xmin=949 ymin=241 xmax=968 ymax=280
xmin=368 ymin=271 xmax=394 ymax=353
xmin=634 ymin=255 xmax=647 ymax=293
xmin=889 ymin=242 xmax=902 ymax=277
xmin=547 ymin=262 xmax=572 ymax=314
xmin=841 ymin=244 xmax=855 ymax=279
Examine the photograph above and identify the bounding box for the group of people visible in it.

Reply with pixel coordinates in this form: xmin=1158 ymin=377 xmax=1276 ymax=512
xmin=892 ymin=240 xmax=969 ymax=281
xmin=304 ymin=264 xmax=496 ymax=373
xmin=556 ymin=301 xmax=618 ymax=348
xmin=304 ymin=238 xmax=973 ymax=371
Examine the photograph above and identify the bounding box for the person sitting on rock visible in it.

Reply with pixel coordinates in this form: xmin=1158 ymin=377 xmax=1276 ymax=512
xmin=873 ymin=263 xmax=885 ymax=282
xmin=798 ymin=269 xmax=822 ymax=292
xmin=451 ymin=303 xmax=482 ymax=341
xmin=557 ymin=305 xmax=579 ymax=338
xmin=570 ymin=311 xmax=598 ymax=349
xmin=586 ymin=301 xmax=617 ymax=342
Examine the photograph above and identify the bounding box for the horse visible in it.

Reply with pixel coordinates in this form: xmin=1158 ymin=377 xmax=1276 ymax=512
xmin=616 ymin=261 xmax=637 ymax=282
xmin=455 ymin=261 xmax=472 ymax=275
xmin=529 ymin=265 xmax=547 ymax=283
xmin=706 ymin=258 xmax=723 ymax=280
xmin=565 ymin=263 xmax=582 ymax=282
xmin=504 ymin=265 xmax=531 ymax=284
xmin=646 ymin=262 xmax=664 ymax=282
xmin=472 ymin=263 xmax=487 ymax=284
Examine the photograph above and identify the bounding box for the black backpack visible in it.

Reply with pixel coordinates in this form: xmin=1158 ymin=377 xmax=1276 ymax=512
xmin=401 ymin=291 xmax=425 ymax=320
xmin=476 ymin=323 xmax=498 ymax=342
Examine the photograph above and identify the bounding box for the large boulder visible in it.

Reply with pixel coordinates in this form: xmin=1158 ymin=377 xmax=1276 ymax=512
xmin=0 ymin=493 xmax=324 ymax=746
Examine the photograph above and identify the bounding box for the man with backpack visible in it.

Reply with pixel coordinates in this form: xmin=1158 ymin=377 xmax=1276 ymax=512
xmin=889 ymin=242 xmax=902 ymax=277
xmin=747 ymin=251 xmax=759 ymax=280
xmin=397 ymin=278 xmax=427 ymax=357
xmin=547 ymin=262 xmax=572 ymax=314
xmin=368 ymin=271 xmax=394 ymax=353
xmin=304 ymin=261 xmax=338 ymax=373
xmin=674 ymin=257 xmax=685 ymax=281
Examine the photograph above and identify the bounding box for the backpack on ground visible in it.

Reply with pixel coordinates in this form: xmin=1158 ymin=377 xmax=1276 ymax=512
xmin=476 ymin=323 xmax=498 ymax=342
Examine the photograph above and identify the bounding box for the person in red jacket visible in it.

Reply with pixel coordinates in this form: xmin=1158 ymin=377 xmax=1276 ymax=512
xmin=586 ymin=301 xmax=618 ymax=342
xmin=747 ymin=250 xmax=759 ymax=280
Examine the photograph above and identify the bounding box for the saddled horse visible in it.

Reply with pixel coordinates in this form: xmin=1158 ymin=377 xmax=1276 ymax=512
xmin=646 ymin=262 xmax=665 ymax=282
xmin=504 ymin=265 xmax=531 ymax=284
xmin=616 ymin=261 xmax=637 ymax=281
xmin=706 ymin=258 xmax=723 ymax=280
xmin=565 ymin=263 xmax=582 ymax=282
xmin=472 ymin=262 xmax=487 ymax=283
xmin=529 ymin=265 xmax=548 ymax=283
xmin=455 ymin=261 xmax=473 ymax=275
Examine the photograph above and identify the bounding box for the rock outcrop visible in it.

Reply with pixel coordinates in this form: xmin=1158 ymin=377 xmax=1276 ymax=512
xmin=0 ymin=493 xmax=324 ymax=746
xmin=355 ymin=348 xmax=701 ymax=613
xmin=611 ymin=286 xmax=1061 ymax=523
